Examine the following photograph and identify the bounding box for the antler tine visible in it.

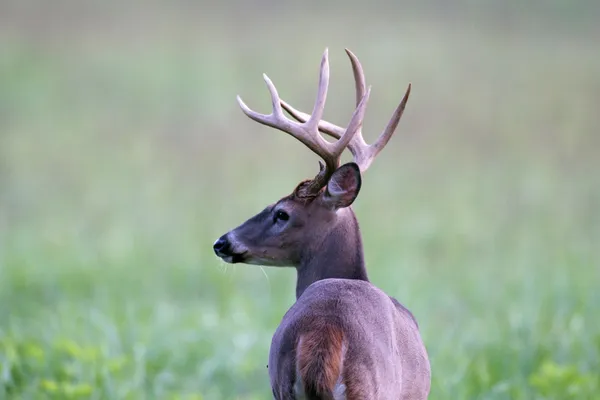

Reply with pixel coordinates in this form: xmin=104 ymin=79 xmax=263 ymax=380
xmin=334 ymin=86 xmax=371 ymax=155
xmin=345 ymin=48 xmax=367 ymax=112
xmin=236 ymin=73 xmax=285 ymax=126
xmin=365 ymin=84 xmax=411 ymax=167
xmin=305 ymin=49 xmax=329 ymax=132
xmin=280 ymin=49 xmax=411 ymax=173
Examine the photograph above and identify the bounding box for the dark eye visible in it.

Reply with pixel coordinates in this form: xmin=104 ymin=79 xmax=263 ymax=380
xmin=274 ymin=210 xmax=289 ymax=222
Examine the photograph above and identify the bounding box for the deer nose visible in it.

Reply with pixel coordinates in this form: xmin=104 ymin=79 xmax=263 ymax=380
xmin=213 ymin=235 xmax=230 ymax=256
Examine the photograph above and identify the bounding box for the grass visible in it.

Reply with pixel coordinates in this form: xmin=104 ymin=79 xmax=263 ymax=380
xmin=1 ymin=2 xmax=599 ymax=399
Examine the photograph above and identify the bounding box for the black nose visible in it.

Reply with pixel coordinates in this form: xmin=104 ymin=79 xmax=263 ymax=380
xmin=213 ymin=235 xmax=230 ymax=256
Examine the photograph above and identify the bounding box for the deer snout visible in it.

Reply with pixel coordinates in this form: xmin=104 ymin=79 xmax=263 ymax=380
xmin=213 ymin=235 xmax=231 ymax=257
xmin=213 ymin=232 xmax=249 ymax=264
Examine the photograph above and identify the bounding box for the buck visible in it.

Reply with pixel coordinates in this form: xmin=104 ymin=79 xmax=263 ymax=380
xmin=213 ymin=48 xmax=430 ymax=399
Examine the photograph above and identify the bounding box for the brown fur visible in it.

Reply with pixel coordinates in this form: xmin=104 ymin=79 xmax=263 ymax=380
xmin=344 ymin=369 xmax=372 ymax=400
xmin=292 ymin=179 xmax=325 ymax=202
xmin=296 ymin=323 xmax=345 ymax=399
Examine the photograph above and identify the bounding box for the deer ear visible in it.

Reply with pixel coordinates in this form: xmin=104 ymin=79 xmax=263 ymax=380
xmin=322 ymin=162 xmax=362 ymax=209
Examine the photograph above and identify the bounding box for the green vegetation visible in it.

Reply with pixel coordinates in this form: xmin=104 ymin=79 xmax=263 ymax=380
xmin=1 ymin=1 xmax=599 ymax=399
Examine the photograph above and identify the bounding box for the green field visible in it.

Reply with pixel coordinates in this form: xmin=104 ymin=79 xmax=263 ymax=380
xmin=1 ymin=2 xmax=599 ymax=399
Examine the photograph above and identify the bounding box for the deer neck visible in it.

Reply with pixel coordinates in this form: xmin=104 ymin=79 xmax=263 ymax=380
xmin=295 ymin=208 xmax=368 ymax=299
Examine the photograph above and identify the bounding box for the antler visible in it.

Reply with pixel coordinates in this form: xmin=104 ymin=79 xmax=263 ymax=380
xmin=236 ymin=48 xmax=371 ymax=197
xmin=280 ymin=48 xmax=411 ymax=173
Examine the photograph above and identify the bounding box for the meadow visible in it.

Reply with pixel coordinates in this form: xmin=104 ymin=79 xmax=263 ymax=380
xmin=1 ymin=1 xmax=599 ymax=399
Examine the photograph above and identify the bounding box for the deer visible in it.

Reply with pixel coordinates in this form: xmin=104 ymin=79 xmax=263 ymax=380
xmin=213 ymin=48 xmax=431 ymax=400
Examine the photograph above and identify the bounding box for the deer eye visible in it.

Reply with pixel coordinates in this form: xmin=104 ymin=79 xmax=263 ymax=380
xmin=274 ymin=210 xmax=289 ymax=222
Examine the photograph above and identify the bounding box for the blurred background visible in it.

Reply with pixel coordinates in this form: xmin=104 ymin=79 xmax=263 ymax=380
xmin=1 ymin=0 xmax=599 ymax=399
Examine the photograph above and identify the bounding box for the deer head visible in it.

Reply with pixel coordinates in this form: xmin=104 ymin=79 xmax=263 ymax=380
xmin=213 ymin=48 xmax=410 ymax=294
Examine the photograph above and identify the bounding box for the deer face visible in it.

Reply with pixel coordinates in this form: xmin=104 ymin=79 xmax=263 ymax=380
xmin=213 ymin=163 xmax=362 ymax=267
xmin=213 ymin=48 xmax=410 ymax=268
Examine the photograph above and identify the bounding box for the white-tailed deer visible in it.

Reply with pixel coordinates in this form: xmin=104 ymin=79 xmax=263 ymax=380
xmin=214 ymin=49 xmax=430 ymax=399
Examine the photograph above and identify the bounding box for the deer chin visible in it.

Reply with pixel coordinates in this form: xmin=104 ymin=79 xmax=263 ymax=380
xmin=244 ymin=255 xmax=294 ymax=267
xmin=221 ymin=252 xmax=248 ymax=264
xmin=244 ymin=256 xmax=278 ymax=266
xmin=221 ymin=253 xmax=280 ymax=266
